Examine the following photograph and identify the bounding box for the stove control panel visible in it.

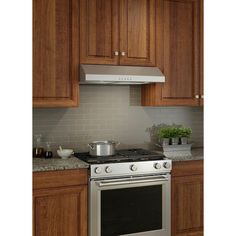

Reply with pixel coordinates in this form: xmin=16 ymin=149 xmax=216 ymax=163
xmin=90 ymin=160 xmax=172 ymax=178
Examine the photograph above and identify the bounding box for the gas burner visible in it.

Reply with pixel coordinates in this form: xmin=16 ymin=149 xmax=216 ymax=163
xmin=74 ymin=148 xmax=165 ymax=164
xmin=117 ymin=148 xmax=158 ymax=156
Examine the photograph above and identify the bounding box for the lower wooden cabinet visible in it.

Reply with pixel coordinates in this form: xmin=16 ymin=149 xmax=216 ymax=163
xmin=33 ymin=169 xmax=88 ymax=236
xmin=172 ymin=160 xmax=203 ymax=236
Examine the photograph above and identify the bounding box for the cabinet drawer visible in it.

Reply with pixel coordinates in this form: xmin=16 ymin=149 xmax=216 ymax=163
xmin=172 ymin=160 xmax=203 ymax=177
xmin=33 ymin=169 xmax=88 ymax=190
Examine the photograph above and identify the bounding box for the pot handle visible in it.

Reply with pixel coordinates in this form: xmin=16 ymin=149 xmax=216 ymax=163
xmin=88 ymin=143 xmax=95 ymax=150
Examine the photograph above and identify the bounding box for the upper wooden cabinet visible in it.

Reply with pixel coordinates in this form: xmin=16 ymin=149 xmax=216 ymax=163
xmin=80 ymin=0 xmax=119 ymax=65
xmin=142 ymin=0 xmax=203 ymax=106
xmin=119 ymin=0 xmax=156 ymax=66
xmin=33 ymin=0 xmax=203 ymax=107
xmin=80 ymin=0 xmax=156 ymax=66
xmin=33 ymin=0 xmax=79 ymax=107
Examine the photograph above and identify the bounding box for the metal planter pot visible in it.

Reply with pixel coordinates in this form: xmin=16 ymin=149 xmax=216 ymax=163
xmin=88 ymin=140 xmax=120 ymax=156
xmin=171 ymin=137 xmax=179 ymax=145
xmin=159 ymin=138 xmax=170 ymax=146
xmin=180 ymin=137 xmax=188 ymax=145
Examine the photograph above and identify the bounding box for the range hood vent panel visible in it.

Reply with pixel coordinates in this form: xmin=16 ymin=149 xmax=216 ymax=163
xmin=80 ymin=64 xmax=165 ymax=84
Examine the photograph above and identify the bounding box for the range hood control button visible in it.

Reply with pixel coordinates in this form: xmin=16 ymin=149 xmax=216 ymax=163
xmin=130 ymin=164 xmax=138 ymax=171
xmin=94 ymin=167 xmax=102 ymax=174
xmin=163 ymin=162 xmax=171 ymax=169
xmin=105 ymin=166 xmax=112 ymax=173
xmin=154 ymin=163 xmax=161 ymax=169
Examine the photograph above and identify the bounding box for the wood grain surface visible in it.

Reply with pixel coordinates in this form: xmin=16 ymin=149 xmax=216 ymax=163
xmin=142 ymin=0 xmax=203 ymax=106
xmin=172 ymin=160 xmax=203 ymax=236
xmin=33 ymin=0 xmax=79 ymax=107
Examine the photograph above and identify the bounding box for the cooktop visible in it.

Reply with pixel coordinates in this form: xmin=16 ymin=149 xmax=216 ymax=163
xmin=74 ymin=148 xmax=165 ymax=164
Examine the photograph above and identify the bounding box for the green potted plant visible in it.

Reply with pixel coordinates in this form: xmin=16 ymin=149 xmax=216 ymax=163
xmin=169 ymin=127 xmax=180 ymax=145
xmin=179 ymin=127 xmax=192 ymax=144
xmin=158 ymin=127 xmax=171 ymax=146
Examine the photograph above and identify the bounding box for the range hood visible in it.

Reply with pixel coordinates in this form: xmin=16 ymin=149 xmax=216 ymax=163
xmin=80 ymin=64 xmax=165 ymax=84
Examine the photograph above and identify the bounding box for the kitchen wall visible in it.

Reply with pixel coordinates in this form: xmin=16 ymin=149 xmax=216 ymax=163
xmin=33 ymin=85 xmax=203 ymax=154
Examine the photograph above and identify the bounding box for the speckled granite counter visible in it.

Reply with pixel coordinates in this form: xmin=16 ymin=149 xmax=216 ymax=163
xmin=33 ymin=156 xmax=89 ymax=172
xmin=157 ymin=147 xmax=203 ymax=162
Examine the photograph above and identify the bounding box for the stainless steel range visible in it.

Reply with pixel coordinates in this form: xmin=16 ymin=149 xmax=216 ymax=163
xmin=75 ymin=149 xmax=172 ymax=236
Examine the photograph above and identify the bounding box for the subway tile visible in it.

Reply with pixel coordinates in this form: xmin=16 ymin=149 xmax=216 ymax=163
xmin=33 ymin=86 xmax=203 ymax=148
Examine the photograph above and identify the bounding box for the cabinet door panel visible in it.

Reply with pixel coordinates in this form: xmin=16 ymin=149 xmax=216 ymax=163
xmin=80 ymin=0 xmax=119 ymax=64
xmin=120 ymin=0 xmax=156 ymax=66
xmin=141 ymin=0 xmax=203 ymax=106
xmin=172 ymin=175 xmax=203 ymax=236
xmin=162 ymin=0 xmax=200 ymax=104
xmin=199 ymin=0 xmax=204 ymax=107
xmin=33 ymin=0 xmax=79 ymax=107
xmin=33 ymin=186 xmax=87 ymax=236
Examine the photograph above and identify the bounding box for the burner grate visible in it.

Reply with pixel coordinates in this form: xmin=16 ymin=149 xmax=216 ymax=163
xmin=74 ymin=148 xmax=165 ymax=164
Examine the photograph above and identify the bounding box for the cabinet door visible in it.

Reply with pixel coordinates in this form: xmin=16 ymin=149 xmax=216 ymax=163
xmin=172 ymin=175 xmax=203 ymax=236
xmin=199 ymin=0 xmax=204 ymax=107
xmin=80 ymin=0 xmax=119 ymax=65
xmin=33 ymin=0 xmax=79 ymax=107
xmin=33 ymin=185 xmax=87 ymax=236
xmin=119 ymin=0 xmax=156 ymax=66
xmin=142 ymin=0 xmax=203 ymax=106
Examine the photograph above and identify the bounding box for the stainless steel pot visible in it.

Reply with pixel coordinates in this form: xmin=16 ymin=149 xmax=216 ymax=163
xmin=88 ymin=140 xmax=120 ymax=156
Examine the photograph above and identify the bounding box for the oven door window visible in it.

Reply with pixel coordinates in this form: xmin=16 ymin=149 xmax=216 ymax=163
xmin=101 ymin=185 xmax=162 ymax=236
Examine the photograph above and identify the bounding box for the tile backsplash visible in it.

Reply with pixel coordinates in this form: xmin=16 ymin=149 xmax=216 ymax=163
xmin=33 ymin=85 xmax=203 ymax=155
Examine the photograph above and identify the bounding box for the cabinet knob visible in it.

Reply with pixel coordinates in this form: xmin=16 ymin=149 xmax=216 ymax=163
xmin=195 ymin=95 xmax=200 ymax=99
xmin=201 ymin=95 xmax=204 ymax=99
xmin=121 ymin=52 xmax=126 ymax=56
xmin=114 ymin=51 xmax=119 ymax=56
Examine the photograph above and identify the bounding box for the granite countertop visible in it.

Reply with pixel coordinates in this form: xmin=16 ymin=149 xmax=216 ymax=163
xmin=33 ymin=156 xmax=89 ymax=172
xmin=165 ymin=147 xmax=203 ymax=162
xmin=153 ymin=147 xmax=203 ymax=162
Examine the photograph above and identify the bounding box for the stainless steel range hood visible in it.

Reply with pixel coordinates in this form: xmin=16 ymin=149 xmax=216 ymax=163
xmin=80 ymin=64 xmax=165 ymax=84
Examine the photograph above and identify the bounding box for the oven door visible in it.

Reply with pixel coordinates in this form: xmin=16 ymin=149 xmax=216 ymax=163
xmin=89 ymin=174 xmax=171 ymax=236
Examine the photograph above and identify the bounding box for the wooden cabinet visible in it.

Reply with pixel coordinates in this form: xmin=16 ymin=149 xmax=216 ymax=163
xmin=80 ymin=0 xmax=156 ymax=66
xmin=33 ymin=0 xmax=79 ymax=107
xmin=172 ymin=160 xmax=203 ymax=236
xmin=142 ymin=0 xmax=203 ymax=106
xmin=33 ymin=0 xmax=203 ymax=107
xmin=80 ymin=0 xmax=119 ymax=65
xmin=33 ymin=169 xmax=88 ymax=236
xmin=119 ymin=0 xmax=156 ymax=66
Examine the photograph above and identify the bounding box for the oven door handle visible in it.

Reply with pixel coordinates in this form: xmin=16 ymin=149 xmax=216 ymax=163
xmin=96 ymin=175 xmax=169 ymax=187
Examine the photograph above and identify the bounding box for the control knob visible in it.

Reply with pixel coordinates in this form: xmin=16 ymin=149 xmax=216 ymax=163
xmin=94 ymin=167 xmax=102 ymax=174
xmin=154 ymin=163 xmax=162 ymax=169
xmin=163 ymin=162 xmax=171 ymax=169
xmin=130 ymin=164 xmax=138 ymax=171
xmin=105 ymin=166 xmax=112 ymax=173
